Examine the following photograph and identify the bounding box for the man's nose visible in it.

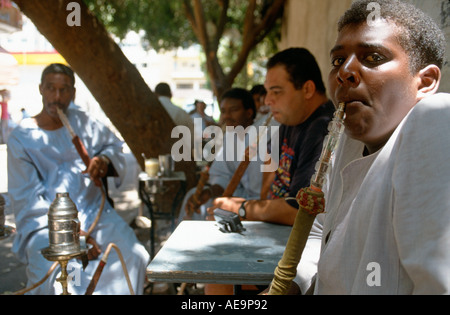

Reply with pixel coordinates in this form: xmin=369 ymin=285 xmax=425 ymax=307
xmin=264 ymin=93 xmax=274 ymax=107
xmin=51 ymin=89 xmax=62 ymax=101
xmin=336 ymin=55 xmax=361 ymax=87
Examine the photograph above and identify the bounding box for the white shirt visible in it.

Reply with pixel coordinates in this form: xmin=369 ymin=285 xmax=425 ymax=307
xmin=313 ymin=93 xmax=450 ymax=294
xmin=158 ymin=96 xmax=194 ymax=134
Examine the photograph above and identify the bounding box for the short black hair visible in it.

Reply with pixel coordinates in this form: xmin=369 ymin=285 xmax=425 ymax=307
xmin=338 ymin=0 xmax=446 ymax=74
xmin=221 ymin=87 xmax=256 ymax=120
xmin=41 ymin=63 xmax=75 ymax=86
xmin=250 ymin=84 xmax=266 ymax=96
xmin=267 ymin=47 xmax=326 ymax=94
xmin=155 ymin=82 xmax=172 ymax=97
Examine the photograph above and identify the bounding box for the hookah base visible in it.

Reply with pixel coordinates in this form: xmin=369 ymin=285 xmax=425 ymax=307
xmin=0 ymin=225 xmax=15 ymax=240
xmin=41 ymin=246 xmax=89 ymax=262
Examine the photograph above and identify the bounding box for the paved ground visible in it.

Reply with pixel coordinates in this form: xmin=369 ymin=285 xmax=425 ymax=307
xmin=0 ymin=152 xmax=202 ymax=295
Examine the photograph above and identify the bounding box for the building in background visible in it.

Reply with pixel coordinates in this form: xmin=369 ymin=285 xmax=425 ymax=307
xmin=0 ymin=16 xmax=216 ymax=124
xmin=0 ymin=0 xmax=21 ymax=34
xmin=119 ymin=31 xmax=216 ymax=118
xmin=0 ymin=0 xmax=21 ymax=87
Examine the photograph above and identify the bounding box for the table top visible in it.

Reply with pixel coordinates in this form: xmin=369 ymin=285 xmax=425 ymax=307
xmin=146 ymin=220 xmax=291 ymax=285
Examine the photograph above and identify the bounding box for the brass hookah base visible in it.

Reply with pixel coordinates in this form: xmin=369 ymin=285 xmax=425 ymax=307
xmin=41 ymin=247 xmax=88 ymax=295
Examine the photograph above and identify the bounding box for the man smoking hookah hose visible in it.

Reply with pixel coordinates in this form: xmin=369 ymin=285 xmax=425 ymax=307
xmin=12 ymin=108 xmax=133 ymax=295
xmin=268 ymin=102 xmax=346 ymax=295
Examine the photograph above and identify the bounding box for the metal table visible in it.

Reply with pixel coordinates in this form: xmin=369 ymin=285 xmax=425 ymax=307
xmin=146 ymin=220 xmax=291 ymax=285
xmin=138 ymin=171 xmax=186 ymax=259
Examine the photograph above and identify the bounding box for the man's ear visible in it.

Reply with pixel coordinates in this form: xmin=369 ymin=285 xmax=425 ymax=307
xmin=416 ymin=65 xmax=441 ymax=101
xmin=302 ymin=80 xmax=316 ymax=99
xmin=246 ymin=107 xmax=255 ymax=120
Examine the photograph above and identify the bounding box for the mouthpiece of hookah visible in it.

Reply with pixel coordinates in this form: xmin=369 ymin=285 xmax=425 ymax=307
xmin=310 ymin=102 xmax=346 ymax=191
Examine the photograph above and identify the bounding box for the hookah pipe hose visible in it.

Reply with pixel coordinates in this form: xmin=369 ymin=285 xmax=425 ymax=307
xmin=56 ymin=107 xmax=105 ymax=239
xmin=268 ymin=103 xmax=346 ymax=295
xmin=56 ymin=107 xmax=91 ymax=168
xmin=190 ymin=164 xmax=211 ymax=211
xmin=85 ymin=243 xmax=135 ymax=295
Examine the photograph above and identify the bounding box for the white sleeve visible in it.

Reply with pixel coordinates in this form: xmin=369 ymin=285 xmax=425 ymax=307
xmin=392 ymin=93 xmax=450 ymax=294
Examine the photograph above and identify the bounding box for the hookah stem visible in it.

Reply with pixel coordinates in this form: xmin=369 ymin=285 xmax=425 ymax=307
xmin=56 ymin=107 xmax=91 ymax=167
xmin=85 ymin=243 xmax=135 ymax=295
xmin=55 ymin=107 xmax=104 ymax=238
xmin=269 ymin=103 xmax=346 ymax=295
xmin=222 ymin=113 xmax=273 ymax=197
xmin=191 ymin=164 xmax=211 ymax=206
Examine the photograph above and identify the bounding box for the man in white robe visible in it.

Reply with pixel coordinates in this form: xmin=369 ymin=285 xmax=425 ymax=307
xmin=7 ymin=63 xmax=149 ymax=295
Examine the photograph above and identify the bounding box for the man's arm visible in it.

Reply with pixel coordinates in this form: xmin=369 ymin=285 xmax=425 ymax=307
xmin=210 ymin=197 xmax=297 ymax=226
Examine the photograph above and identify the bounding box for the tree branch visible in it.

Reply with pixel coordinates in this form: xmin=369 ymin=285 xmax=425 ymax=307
xmin=192 ymin=0 xmax=210 ymax=50
xmin=211 ymin=0 xmax=229 ymax=51
xmin=182 ymin=0 xmax=198 ymax=39
xmin=227 ymin=0 xmax=285 ymax=84
xmin=242 ymin=0 xmax=256 ymax=41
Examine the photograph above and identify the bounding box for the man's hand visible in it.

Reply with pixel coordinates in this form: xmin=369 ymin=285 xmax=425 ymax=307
xmin=80 ymin=230 xmax=102 ymax=260
xmin=207 ymin=197 xmax=245 ymax=216
xmin=83 ymin=156 xmax=109 ymax=187
xmin=185 ymin=188 xmax=212 ymax=218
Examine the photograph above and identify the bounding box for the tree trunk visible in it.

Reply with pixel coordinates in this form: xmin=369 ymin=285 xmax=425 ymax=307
xmin=13 ymin=0 xmax=197 ymax=188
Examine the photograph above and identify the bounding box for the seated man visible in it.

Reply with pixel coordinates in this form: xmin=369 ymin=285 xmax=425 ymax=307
xmin=179 ymin=88 xmax=267 ymax=221
xmin=7 ymin=63 xmax=149 ymax=295
xmin=302 ymin=0 xmax=449 ymax=294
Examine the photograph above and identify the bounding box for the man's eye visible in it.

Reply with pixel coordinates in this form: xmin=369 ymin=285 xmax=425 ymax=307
xmin=271 ymin=90 xmax=282 ymax=96
xmin=365 ymin=53 xmax=386 ymax=64
xmin=331 ymin=57 xmax=344 ymax=67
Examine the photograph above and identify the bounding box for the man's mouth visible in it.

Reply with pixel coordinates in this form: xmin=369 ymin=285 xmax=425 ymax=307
xmin=339 ymin=99 xmax=368 ymax=116
xmin=50 ymin=102 xmax=64 ymax=108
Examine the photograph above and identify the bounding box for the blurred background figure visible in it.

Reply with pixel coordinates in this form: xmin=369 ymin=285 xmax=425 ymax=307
xmin=250 ymin=84 xmax=269 ymax=123
xmin=189 ymin=99 xmax=217 ymax=131
xmin=0 ymin=89 xmax=17 ymax=144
